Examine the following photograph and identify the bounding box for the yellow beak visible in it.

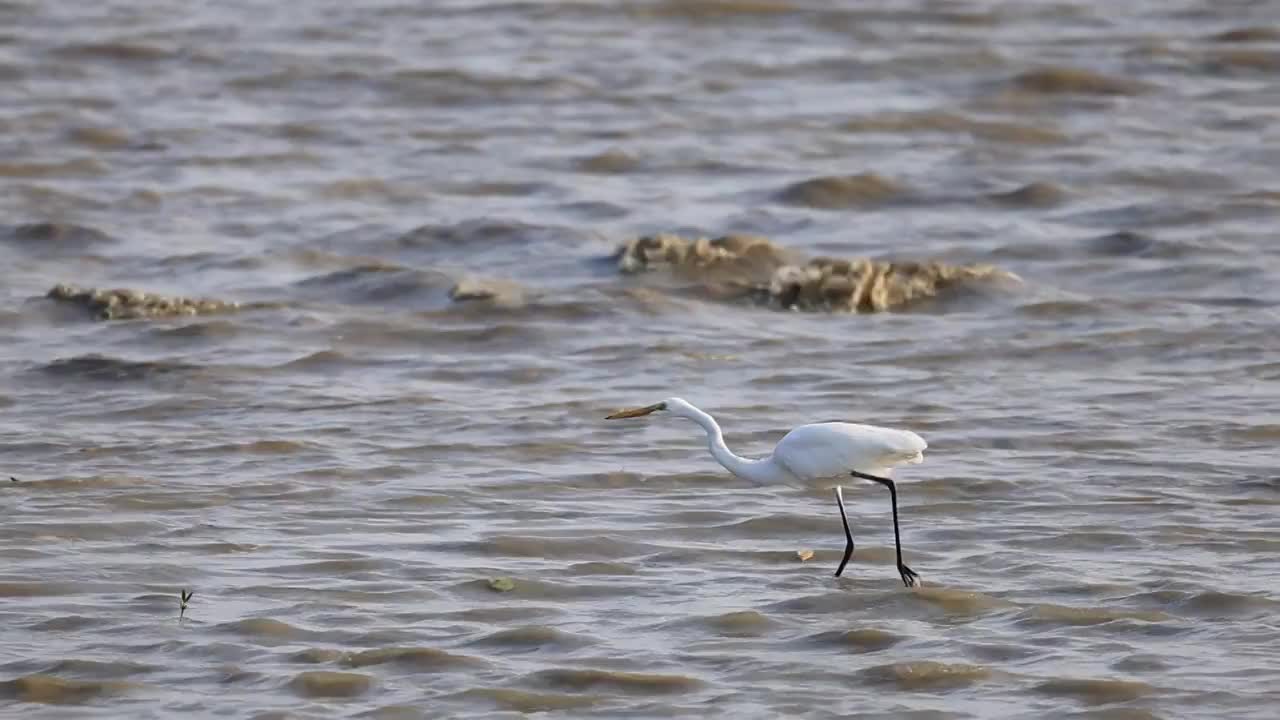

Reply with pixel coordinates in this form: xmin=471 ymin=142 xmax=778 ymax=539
xmin=605 ymin=402 xmax=665 ymax=419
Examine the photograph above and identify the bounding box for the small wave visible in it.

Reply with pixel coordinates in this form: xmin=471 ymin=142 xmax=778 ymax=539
xmin=468 ymin=626 xmax=593 ymax=650
xmin=763 ymin=591 xmax=870 ymax=615
xmin=452 ymin=577 xmax=633 ymax=601
xmin=1210 ymin=27 xmax=1280 ymax=43
xmin=1085 ymin=230 xmax=1158 ymax=257
xmin=1034 ymin=676 xmax=1154 ymax=705
xmin=43 ymin=658 xmax=156 ymax=679
xmin=715 ymin=513 xmax=833 ymax=537
xmin=437 ymin=606 xmax=566 ymax=624
xmin=280 ymin=350 xmax=350 ymax=369
xmin=2 ymin=222 xmax=116 ymax=249
xmin=842 ymin=111 xmax=1067 ymax=145
xmin=31 ymin=616 xmax=101 ymax=632
xmin=202 ymin=440 xmax=308 ymax=455
xmin=148 ymin=319 xmax=242 ymax=341
xmin=390 ymin=218 xmax=590 ymax=258
xmin=452 ymin=534 xmax=651 ymax=560
xmin=1020 ymin=603 xmax=1173 ymax=627
xmin=646 ymin=0 xmax=797 ymax=20
xmin=252 ymin=557 xmax=398 ymax=577
xmin=576 ymin=148 xmax=642 ymax=174
xmin=805 ymin=627 xmax=903 ymax=652
xmin=289 ymin=648 xmax=344 ymax=664
xmin=859 ymin=661 xmax=992 ymax=690
xmin=1205 ymin=49 xmax=1280 ymax=73
xmin=911 ymin=586 xmax=1012 ymax=615
xmin=288 ymin=670 xmax=372 ymax=698
xmin=565 ymin=561 xmax=637 ymax=576
xmin=385 ymin=66 xmax=587 ymax=106
xmin=453 ymin=687 xmax=600 ymax=712
xmin=1138 ymin=589 xmax=1280 ymax=617
xmin=0 ymin=158 xmax=108 ymax=178
xmin=11 ymin=520 xmax=162 ymax=542
xmin=527 ymin=667 xmax=704 ymax=695
xmin=342 ymin=647 xmax=487 ymax=671
xmin=688 ymin=610 xmax=778 ymax=638
xmin=0 ymin=674 xmax=138 ymax=704
xmin=986 ymin=181 xmax=1068 ymax=208
xmin=777 ymin=173 xmax=908 ymax=209
xmin=219 ymin=617 xmax=323 ymax=641
xmin=294 ymin=264 xmax=453 ymax=305
xmin=51 ymin=41 xmax=176 ymax=62
xmin=312 ymin=178 xmax=421 ymax=203
xmin=1010 ymin=67 xmax=1152 ymax=95
xmin=442 ymin=179 xmax=556 ymax=197
xmin=1111 ymin=654 xmax=1170 ymax=673
xmin=183 ymin=151 xmax=322 ymax=168
xmin=37 ymin=354 xmax=200 ymax=382
xmin=10 ymin=474 xmax=145 ymax=490
xmin=66 ymin=126 xmax=132 ymax=149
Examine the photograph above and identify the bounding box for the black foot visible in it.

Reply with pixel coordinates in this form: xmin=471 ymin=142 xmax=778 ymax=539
xmin=898 ymin=563 xmax=921 ymax=588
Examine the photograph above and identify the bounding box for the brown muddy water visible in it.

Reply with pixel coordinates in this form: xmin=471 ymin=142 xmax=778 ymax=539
xmin=2 ymin=1 xmax=1279 ymax=718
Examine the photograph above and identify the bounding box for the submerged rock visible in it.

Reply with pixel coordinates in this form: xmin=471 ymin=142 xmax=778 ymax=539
xmin=613 ymin=233 xmax=1019 ymax=313
xmin=47 ymin=283 xmax=242 ymax=320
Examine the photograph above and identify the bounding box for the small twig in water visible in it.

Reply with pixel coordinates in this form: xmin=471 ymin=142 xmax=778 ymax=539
xmin=179 ymin=589 xmax=194 ymax=620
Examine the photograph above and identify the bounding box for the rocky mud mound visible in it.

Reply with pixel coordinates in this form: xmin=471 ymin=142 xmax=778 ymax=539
xmin=47 ymin=284 xmax=245 ymax=320
xmin=614 ymin=233 xmax=1019 ymax=313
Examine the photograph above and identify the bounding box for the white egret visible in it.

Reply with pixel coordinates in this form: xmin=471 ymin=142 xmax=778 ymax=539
xmin=605 ymin=397 xmax=926 ymax=587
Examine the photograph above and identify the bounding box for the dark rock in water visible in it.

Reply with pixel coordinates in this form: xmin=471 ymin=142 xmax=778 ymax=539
xmin=612 ymin=233 xmax=1020 ymax=313
xmin=46 ymin=283 xmax=242 ymax=321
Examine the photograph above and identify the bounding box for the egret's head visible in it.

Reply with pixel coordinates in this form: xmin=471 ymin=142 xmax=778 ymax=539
xmin=605 ymin=397 xmax=692 ymax=420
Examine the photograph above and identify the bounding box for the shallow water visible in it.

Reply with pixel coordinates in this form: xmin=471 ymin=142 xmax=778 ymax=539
xmin=2 ymin=0 xmax=1279 ymax=717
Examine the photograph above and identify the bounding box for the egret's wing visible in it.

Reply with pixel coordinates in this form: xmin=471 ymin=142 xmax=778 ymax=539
xmin=773 ymin=422 xmax=926 ymax=479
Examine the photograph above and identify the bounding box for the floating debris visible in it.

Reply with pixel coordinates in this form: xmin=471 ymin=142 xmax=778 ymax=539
xmin=796 ymin=549 xmax=814 ymax=562
xmin=47 ymin=283 xmax=244 ymax=321
xmin=487 ymin=577 xmax=516 ymax=593
xmin=613 ymin=233 xmax=1019 ymax=313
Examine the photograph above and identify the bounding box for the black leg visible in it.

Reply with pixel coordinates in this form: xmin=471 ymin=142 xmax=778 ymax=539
xmin=834 ymin=486 xmax=854 ymax=577
xmin=850 ymin=471 xmax=920 ymax=588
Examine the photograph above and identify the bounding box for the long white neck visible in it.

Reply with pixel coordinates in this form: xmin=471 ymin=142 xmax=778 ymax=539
xmin=672 ymin=402 xmax=784 ymax=485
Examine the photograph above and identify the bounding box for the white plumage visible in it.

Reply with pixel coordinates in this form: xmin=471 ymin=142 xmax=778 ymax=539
xmin=773 ymin=422 xmax=925 ymax=481
xmin=606 ymin=397 xmax=926 ymax=587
